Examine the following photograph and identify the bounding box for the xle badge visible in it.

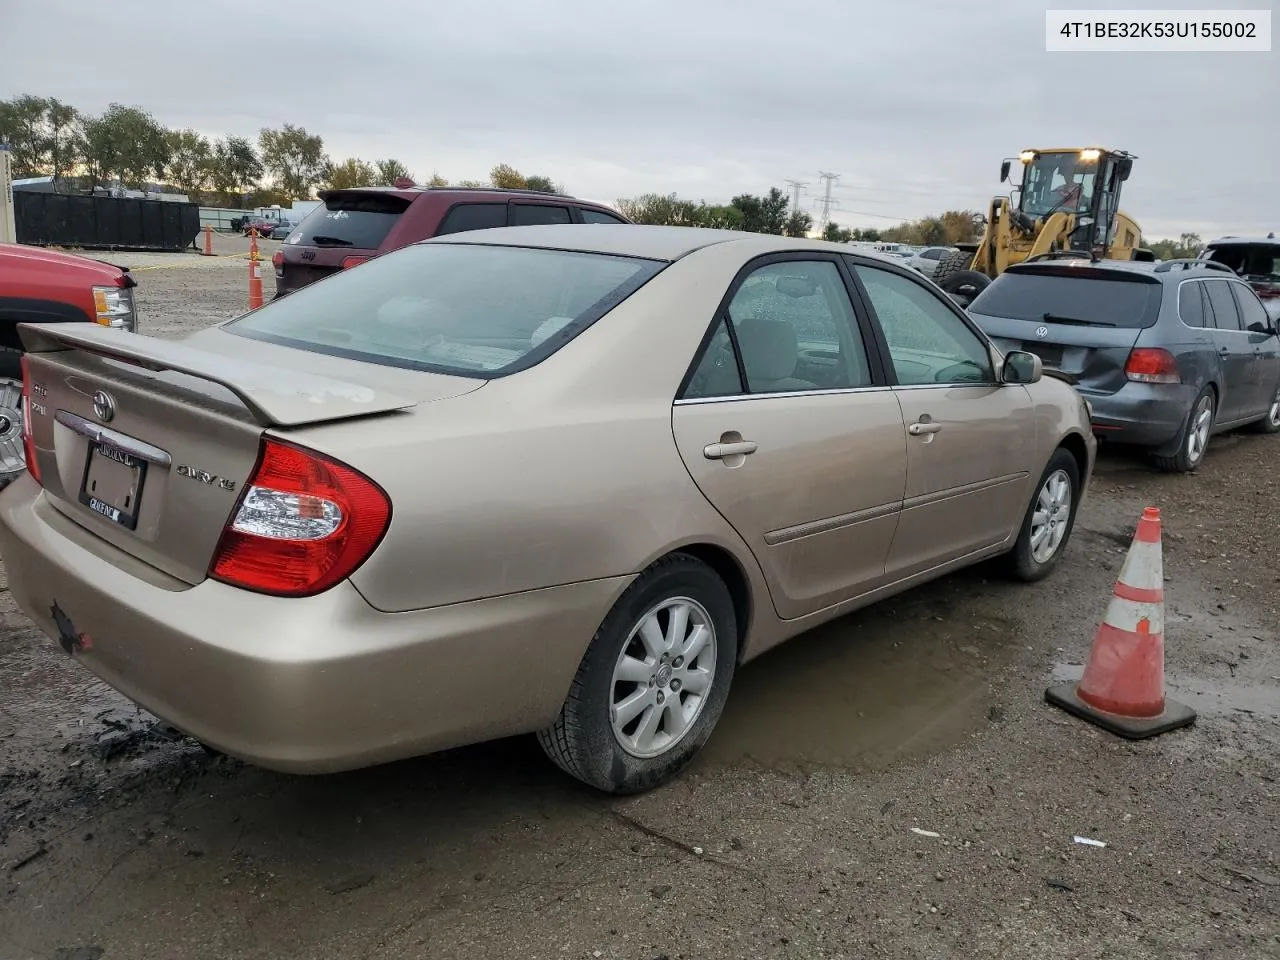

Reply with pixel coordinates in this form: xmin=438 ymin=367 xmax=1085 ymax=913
xmin=51 ymin=601 xmax=93 ymax=655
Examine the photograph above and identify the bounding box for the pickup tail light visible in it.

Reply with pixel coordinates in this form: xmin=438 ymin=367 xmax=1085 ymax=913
xmin=340 ymin=256 xmax=370 ymax=270
xmin=1125 ymin=347 xmax=1180 ymax=384
xmin=209 ymin=438 xmax=391 ymax=597
xmin=19 ymin=354 xmax=40 ymax=484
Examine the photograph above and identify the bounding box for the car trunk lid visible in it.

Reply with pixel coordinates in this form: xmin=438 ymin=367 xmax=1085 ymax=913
xmin=968 ymin=264 xmax=1163 ymax=394
xmin=18 ymin=322 xmax=465 ymax=586
xmin=276 ymin=190 xmax=414 ymax=296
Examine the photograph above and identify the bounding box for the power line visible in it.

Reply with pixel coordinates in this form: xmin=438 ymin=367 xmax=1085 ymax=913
xmin=816 ymin=171 xmax=840 ymax=230
xmin=783 ymin=178 xmax=808 ymax=212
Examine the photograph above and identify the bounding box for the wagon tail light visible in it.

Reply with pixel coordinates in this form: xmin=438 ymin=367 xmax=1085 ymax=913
xmin=209 ymin=438 xmax=391 ymax=597
xmin=1124 ymin=347 xmax=1180 ymax=384
xmin=19 ymin=354 xmax=40 ymax=484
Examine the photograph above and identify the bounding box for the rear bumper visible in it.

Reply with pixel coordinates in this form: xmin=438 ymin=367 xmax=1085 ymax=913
xmin=0 ymin=477 xmax=630 ymax=773
xmin=1081 ymin=381 xmax=1196 ymax=448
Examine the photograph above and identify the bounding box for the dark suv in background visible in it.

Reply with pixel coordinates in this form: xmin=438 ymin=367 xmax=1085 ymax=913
xmin=271 ymin=186 xmax=632 ymax=297
xmin=967 ymin=257 xmax=1280 ymax=472
xmin=1200 ymin=234 xmax=1280 ymax=324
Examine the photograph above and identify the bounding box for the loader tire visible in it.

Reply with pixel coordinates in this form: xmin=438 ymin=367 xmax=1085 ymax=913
xmin=938 ymin=270 xmax=992 ymax=309
xmin=930 ymin=249 xmax=975 ymax=288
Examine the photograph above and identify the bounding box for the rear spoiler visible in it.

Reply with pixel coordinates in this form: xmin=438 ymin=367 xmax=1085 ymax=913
xmin=18 ymin=322 xmax=417 ymax=427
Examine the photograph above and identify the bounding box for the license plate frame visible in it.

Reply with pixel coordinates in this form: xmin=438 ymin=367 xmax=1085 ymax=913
xmin=79 ymin=440 xmax=148 ymax=531
xmin=1022 ymin=341 xmax=1065 ymax=369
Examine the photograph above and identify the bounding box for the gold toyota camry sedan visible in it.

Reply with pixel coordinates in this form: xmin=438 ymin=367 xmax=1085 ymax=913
xmin=4 ymin=225 xmax=1095 ymax=793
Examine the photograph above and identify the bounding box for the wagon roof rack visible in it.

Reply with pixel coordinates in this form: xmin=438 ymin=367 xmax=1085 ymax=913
xmin=1153 ymin=259 xmax=1233 ymax=274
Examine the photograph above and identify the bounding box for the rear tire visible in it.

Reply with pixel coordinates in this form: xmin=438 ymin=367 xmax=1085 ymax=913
xmin=1005 ymin=448 xmax=1080 ymax=581
xmin=1153 ymin=387 xmax=1215 ymax=472
xmin=930 ymin=249 xmax=975 ymax=288
xmin=537 ymin=554 xmax=738 ymax=794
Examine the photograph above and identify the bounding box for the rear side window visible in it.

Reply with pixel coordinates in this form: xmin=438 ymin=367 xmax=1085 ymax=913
xmin=226 ymin=243 xmax=664 ymax=377
xmin=509 ymin=204 xmax=572 ymax=226
xmin=436 ymin=202 xmax=507 ymax=236
xmin=1178 ymin=282 xmax=1206 ymax=327
xmin=580 ymin=208 xmax=628 ymax=224
xmin=1204 ymin=280 xmax=1243 ymax=330
xmin=294 ymin=193 xmax=411 ymax=250
xmin=968 ymin=271 xmax=1162 ymax=328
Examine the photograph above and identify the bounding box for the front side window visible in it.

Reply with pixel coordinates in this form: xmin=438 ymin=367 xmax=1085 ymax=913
xmin=1231 ymin=282 xmax=1272 ymax=331
xmin=227 ymin=243 xmax=663 ymax=376
xmin=853 ymin=264 xmax=994 ymax=385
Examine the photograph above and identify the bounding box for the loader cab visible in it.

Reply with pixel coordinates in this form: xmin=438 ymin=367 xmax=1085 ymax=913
xmin=1002 ymin=148 xmax=1134 ymax=253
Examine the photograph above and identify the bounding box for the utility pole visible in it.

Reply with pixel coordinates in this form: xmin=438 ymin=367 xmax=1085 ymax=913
xmin=0 ymin=144 xmax=15 ymax=245
xmin=816 ymin=171 xmax=839 ymax=231
xmin=784 ymin=178 xmax=808 ymax=213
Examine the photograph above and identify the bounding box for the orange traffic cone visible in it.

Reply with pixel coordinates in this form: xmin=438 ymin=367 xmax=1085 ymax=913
xmin=202 ymin=224 xmax=214 ymax=256
xmin=1045 ymin=507 xmax=1196 ymax=739
xmin=248 ymin=253 xmax=264 ymax=309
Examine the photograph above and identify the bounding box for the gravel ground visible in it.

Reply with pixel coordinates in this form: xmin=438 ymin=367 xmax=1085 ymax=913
xmin=1 ymin=248 xmax=1277 ymax=960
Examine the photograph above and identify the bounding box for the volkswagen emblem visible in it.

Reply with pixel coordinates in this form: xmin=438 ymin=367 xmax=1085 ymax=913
xmin=91 ymin=390 xmax=116 ymax=423
xmin=1034 ymin=326 xmax=1049 ymax=339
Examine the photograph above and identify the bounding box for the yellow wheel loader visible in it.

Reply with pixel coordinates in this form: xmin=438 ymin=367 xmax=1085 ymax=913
xmin=933 ymin=147 xmax=1153 ymax=306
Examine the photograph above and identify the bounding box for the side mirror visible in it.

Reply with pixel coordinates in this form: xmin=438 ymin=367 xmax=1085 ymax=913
xmin=1117 ymin=157 xmax=1133 ymax=181
xmin=1002 ymin=350 xmax=1043 ymax=384
xmin=999 ymin=160 xmax=1011 ymax=183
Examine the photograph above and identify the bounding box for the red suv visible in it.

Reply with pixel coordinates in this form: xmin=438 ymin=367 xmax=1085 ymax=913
xmin=272 ymin=185 xmax=632 ymax=297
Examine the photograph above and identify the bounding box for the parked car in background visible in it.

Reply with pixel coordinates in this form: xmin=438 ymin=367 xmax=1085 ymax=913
xmin=968 ymin=257 xmax=1280 ymax=472
xmin=6 ymin=224 xmax=1093 ymax=793
xmin=0 ymin=242 xmax=139 ymax=488
xmin=268 ymin=222 xmax=296 ymax=240
xmin=1199 ymin=234 xmax=1280 ymax=324
xmin=905 ymin=246 xmax=956 ymax=278
xmin=271 ymin=186 xmax=633 ymax=298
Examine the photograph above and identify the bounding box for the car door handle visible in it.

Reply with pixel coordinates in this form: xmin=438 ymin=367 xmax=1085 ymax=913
xmin=1220 ymin=346 xmax=1230 ymax=355
xmin=704 ymin=440 xmax=757 ymax=459
xmin=908 ymin=421 xmax=943 ymax=436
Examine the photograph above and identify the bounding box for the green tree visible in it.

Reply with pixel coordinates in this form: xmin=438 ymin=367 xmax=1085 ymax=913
xmin=731 ymin=187 xmax=789 ymax=234
xmin=80 ymin=103 xmax=170 ymax=189
xmin=615 ymin=192 xmax=698 ymax=225
xmin=0 ymin=95 xmax=50 ymax=177
xmin=524 ymin=174 xmax=563 ymax=194
xmin=823 ymin=221 xmax=853 ymax=243
xmin=456 ymin=179 xmax=487 ymax=188
xmin=784 ymin=209 xmax=814 ymax=238
xmin=258 ymin=124 xmax=326 ymax=199
xmin=427 ymin=170 xmax=449 ymax=187
xmin=164 ymin=128 xmax=213 ymax=196
xmin=209 ymin=135 xmax=263 ymax=199
xmin=43 ymin=98 xmax=82 ymax=181
xmin=489 ymin=163 xmax=527 ymax=189
xmin=374 ymin=158 xmax=413 ymax=185
xmin=324 ymin=157 xmax=377 ymax=189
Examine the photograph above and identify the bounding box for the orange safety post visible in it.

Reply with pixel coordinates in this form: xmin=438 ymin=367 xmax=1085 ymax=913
xmin=248 ymin=231 xmax=264 ymax=309
xmin=201 ymin=224 xmax=214 ymax=256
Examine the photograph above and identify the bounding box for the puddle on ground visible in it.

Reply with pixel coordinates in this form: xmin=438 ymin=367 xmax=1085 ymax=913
xmin=698 ymin=599 xmax=1020 ymax=773
xmin=1051 ymin=663 xmax=1280 ymax=719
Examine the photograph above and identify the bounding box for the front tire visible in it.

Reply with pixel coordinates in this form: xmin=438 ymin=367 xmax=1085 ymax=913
xmin=931 ymin=249 xmax=974 ymax=288
xmin=538 ymin=554 xmax=738 ymax=794
xmin=1248 ymin=389 xmax=1280 ymax=434
xmin=1153 ymin=387 xmax=1215 ymax=472
xmin=938 ymin=269 xmax=991 ymax=308
xmin=1005 ymin=448 xmax=1080 ymax=581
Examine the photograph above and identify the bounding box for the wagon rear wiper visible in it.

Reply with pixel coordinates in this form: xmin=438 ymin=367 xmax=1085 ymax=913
xmin=1042 ymin=312 xmax=1116 ymax=327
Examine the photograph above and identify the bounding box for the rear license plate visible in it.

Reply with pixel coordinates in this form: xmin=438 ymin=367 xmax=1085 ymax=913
xmin=79 ymin=441 xmax=147 ymax=530
xmin=1022 ymin=342 xmax=1064 ymax=368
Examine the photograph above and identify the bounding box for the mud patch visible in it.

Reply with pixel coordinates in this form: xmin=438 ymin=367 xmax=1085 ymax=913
xmin=699 ymin=600 xmax=1021 ymax=773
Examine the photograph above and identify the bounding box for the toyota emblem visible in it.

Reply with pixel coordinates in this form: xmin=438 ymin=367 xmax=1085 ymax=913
xmin=91 ymin=390 xmax=116 ymax=423
xmin=1034 ymin=326 xmax=1049 ymax=339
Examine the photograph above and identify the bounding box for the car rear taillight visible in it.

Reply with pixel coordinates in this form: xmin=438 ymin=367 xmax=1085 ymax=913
xmin=341 ymin=256 xmax=370 ymax=270
xmin=19 ymin=354 xmax=40 ymax=484
xmin=271 ymin=250 xmax=284 ymax=269
xmin=1125 ymin=347 xmax=1180 ymax=384
xmin=209 ymin=438 xmax=391 ymax=597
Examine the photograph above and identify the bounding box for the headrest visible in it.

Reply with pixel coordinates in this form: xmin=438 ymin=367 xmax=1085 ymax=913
xmin=735 ymin=318 xmax=797 ymax=381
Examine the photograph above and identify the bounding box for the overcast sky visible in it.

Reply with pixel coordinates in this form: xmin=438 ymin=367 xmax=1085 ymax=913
xmin=2 ymin=0 xmax=1276 ymax=239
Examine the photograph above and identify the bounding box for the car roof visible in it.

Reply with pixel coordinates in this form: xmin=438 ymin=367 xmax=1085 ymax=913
xmin=1003 ymin=257 xmax=1239 ymax=284
xmin=1204 ymin=235 xmax=1280 ymax=248
xmin=419 ymin=223 xmax=897 ymax=263
xmin=317 ymin=185 xmax=609 ymax=206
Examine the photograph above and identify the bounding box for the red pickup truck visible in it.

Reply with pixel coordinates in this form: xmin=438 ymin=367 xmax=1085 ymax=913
xmin=0 ymin=242 xmax=139 ymax=488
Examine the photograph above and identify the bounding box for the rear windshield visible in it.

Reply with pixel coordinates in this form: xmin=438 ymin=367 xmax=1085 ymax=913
xmin=1204 ymin=245 xmax=1280 ymax=282
xmin=969 ymin=270 xmax=1163 ymax=328
xmin=226 ymin=243 xmax=665 ymax=377
xmin=292 ymin=193 xmax=412 ymax=250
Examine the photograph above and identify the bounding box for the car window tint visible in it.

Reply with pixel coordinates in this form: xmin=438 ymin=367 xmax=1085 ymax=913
xmin=1231 ymin=281 xmax=1272 ymax=331
xmin=1205 ymin=280 xmax=1243 ymax=331
xmin=293 ymin=193 xmax=411 ymax=249
xmin=682 ymin=319 xmax=744 ymax=399
xmin=226 ymin=243 xmax=663 ymax=377
xmin=923 ymin=249 xmax=944 ymax=260
xmin=968 ymin=270 xmax=1162 ymax=329
xmin=436 ymin=202 xmax=508 ymax=236
xmin=853 ymin=264 xmax=994 ymax=385
xmin=726 ymin=260 xmax=871 ymax=393
xmin=580 ymin=208 xmax=628 ymax=224
xmin=1178 ymin=282 xmax=1206 ymax=328
xmin=509 ymin=204 xmax=572 ymax=226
